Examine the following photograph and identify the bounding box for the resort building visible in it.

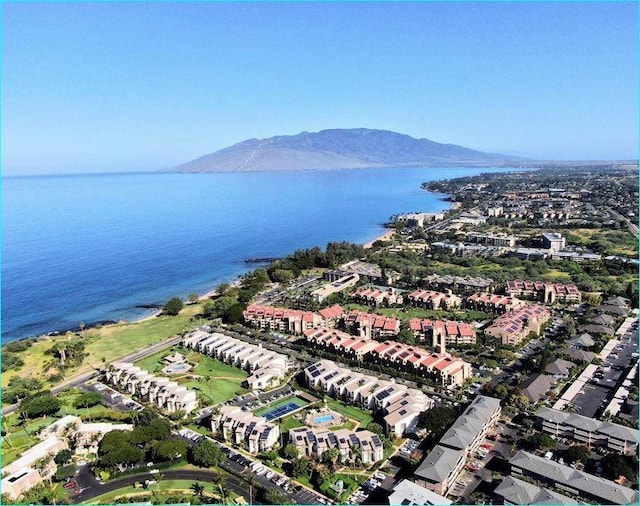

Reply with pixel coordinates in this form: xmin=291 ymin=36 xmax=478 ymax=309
xmin=541 ymin=232 xmax=566 ymax=252
xmin=409 ymin=318 xmax=477 ymax=350
xmin=509 ymin=450 xmax=638 ymax=505
xmin=311 ymin=273 xmax=360 ymax=303
xmin=242 ymin=304 xmax=322 ymax=334
xmin=387 ymin=479 xmax=452 ymax=506
xmin=350 ymin=286 xmax=401 ymax=307
xmin=414 ymin=396 xmax=501 ymax=496
xmin=483 ymin=305 xmax=551 ymax=346
xmin=303 ymin=360 xmax=434 ymax=437
xmin=535 ymin=407 xmax=639 ymax=455
xmin=1 ymin=437 xmax=68 ymax=501
xmin=288 ymin=427 xmax=384 ymax=464
xmin=106 ymin=362 xmax=198 ymax=414
xmin=505 ymin=280 xmax=581 ymax=305
xmin=493 ymin=475 xmax=578 ymax=505
xmin=405 ymin=289 xmax=462 ymax=310
xmin=318 ymin=304 xmax=345 ymax=328
xmin=211 ymin=406 xmax=279 ymax=454
xmin=303 ymin=330 xmax=472 ymax=387
xmin=466 ymin=232 xmax=517 ymax=248
xmin=395 ymin=212 xmax=444 ymax=227
xmin=465 ymin=293 xmax=523 ymax=314
xmin=342 ymin=310 xmax=400 ymax=339
xmin=182 ymin=331 xmax=289 ymax=390
xmin=1 ymin=417 xmax=132 ymax=500
xmin=421 ymin=274 xmax=495 ymax=295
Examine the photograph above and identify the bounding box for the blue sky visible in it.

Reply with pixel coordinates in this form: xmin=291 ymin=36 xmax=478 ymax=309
xmin=2 ymin=1 xmax=638 ymax=174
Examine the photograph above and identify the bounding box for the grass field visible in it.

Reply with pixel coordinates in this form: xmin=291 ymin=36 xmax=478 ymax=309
xmin=2 ymin=303 xmax=207 ymax=392
xmin=320 ymin=473 xmax=364 ymax=502
xmin=278 ymin=415 xmax=305 ymax=432
xmin=84 ymin=479 xmax=224 ymax=504
xmin=324 ymin=399 xmax=373 ymax=428
xmin=177 ymin=352 xmax=248 ymax=405
xmin=1 ymin=416 xmax=59 ymax=465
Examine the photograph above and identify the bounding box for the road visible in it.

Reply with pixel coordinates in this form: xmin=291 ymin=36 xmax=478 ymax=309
xmin=2 ymin=335 xmax=184 ymax=416
xmin=606 ymin=206 xmax=639 ymax=236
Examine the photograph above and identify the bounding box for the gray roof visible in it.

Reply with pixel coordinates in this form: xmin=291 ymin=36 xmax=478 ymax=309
xmin=598 ymin=421 xmax=639 ymax=442
xmin=494 ymin=475 xmax=578 ymax=505
xmin=545 ymin=358 xmax=574 ymax=376
xmin=598 ymin=305 xmax=630 ymax=316
xmin=510 ymin=451 xmax=639 ymax=505
xmin=536 ymin=407 xmax=638 ymax=443
xmin=560 ymin=347 xmax=595 ymax=363
xmin=414 ymin=445 xmax=465 ymax=483
xmin=603 ymin=296 xmax=631 ymax=307
xmin=578 ymin=324 xmax=615 ymax=336
xmin=519 ymin=374 xmax=554 ymax=403
xmin=571 ymin=333 xmax=595 ymax=348
xmin=440 ymin=395 xmax=501 ymax=450
xmin=592 ymin=313 xmax=616 ymax=326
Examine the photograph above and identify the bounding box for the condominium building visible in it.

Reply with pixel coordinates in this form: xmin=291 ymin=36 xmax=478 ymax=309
xmin=311 ymin=273 xmax=360 ymax=302
xmin=510 ymin=450 xmax=638 ymax=505
xmin=342 ymin=310 xmax=400 ymax=339
xmin=466 ymin=293 xmax=523 ymax=314
xmin=494 ymin=476 xmax=578 ymax=505
xmin=409 ymin=318 xmax=476 ymax=351
xmin=421 ymin=274 xmax=495 ymax=295
xmin=505 ymin=280 xmax=581 ymax=305
xmin=536 ymin=407 xmax=638 ymax=455
xmin=1 ymin=437 xmax=67 ymax=500
xmin=243 ymin=304 xmax=322 ymax=334
xmin=303 ymin=330 xmax=472 ymax=387
xmin=288 ymin=427 xmax=384 ymax=464
xmin=388 ymin=479 xmax=452 ymax=506
xmin=405 ymin=290 xmax=462 ymax=310
xmin=211 ymin=406 xmax=279 ymax=454
xmin=466 ymin=232 xmax=517 ymax=248
xmin=303 ymin=360 xmax=433 ymax=437
xmin=318 ymin=304 xmax=345 ymax=328
xmin=415 ymin=396 xmax=501 ymax=496
xmin=106 ymin=363 xmax=198 ymax=414
xmin=182 ymin=331 xmax=288 ymax=390
xmin=484 ymin=305 xmax=551 ymax=346
xmin=350 ymin=287 xmax=401 ymax=307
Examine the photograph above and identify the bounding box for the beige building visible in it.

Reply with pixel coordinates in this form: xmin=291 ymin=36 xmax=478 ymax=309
xmin=211 ymin=406 xmax=279 ymax=454
xmin=289 ymin=427 xmax=384 ymax=464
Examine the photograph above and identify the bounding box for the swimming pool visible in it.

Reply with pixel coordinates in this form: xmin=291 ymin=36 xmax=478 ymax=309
xmin=163 ymin=363 xmax=192 ymax=374
xmin=314 ymin=414 xmax=336 ymax=424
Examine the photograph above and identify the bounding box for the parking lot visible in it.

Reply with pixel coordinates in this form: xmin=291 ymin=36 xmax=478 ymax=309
xmin=85 ymin=381 xmax=144 ymax=412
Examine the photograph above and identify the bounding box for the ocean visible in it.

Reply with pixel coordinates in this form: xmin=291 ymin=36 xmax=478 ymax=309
xmin=1 ymin=167 xmax=511 ymax=342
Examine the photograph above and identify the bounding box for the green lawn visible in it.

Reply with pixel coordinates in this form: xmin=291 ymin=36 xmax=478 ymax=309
xmin=189 ymin=353 xmax=247 ymax=379
xmin=1 ymin=416 xmax=59 ymax=465
xmin=279 ymin=415 xmax=305 ymax=432
xmin=84 ymin=479 xmax=222 ymax=504
xmin=320 ymin=473 xmax=364 ymax=502
xmin=2 ymin=303 xmax=207 ymax=393
xmin=324 ymin=399 xmax=373 ymax=427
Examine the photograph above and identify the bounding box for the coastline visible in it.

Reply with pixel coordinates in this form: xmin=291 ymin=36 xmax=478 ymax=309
xmin=3 ymin=176 xmax=460 ymax=347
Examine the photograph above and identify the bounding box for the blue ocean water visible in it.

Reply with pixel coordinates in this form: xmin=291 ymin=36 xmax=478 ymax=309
xmin=1 ymin=167 xmax=510 ymax=342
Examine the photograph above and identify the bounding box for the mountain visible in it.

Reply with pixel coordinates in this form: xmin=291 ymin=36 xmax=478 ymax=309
xmin=170 ymin=128 xmax=521 ymax=172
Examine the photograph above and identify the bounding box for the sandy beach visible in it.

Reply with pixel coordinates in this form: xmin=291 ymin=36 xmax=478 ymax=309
xmin=363 ymin=229 xmax=396 ymax=249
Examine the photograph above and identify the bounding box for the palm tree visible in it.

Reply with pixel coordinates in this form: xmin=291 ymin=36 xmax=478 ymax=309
xmin=190 ymin=482 xmax=205 ymax=497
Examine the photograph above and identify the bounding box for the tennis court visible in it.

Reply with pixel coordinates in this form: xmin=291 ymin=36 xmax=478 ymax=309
xmin=257 ymin=396 xmax=309 ymax=421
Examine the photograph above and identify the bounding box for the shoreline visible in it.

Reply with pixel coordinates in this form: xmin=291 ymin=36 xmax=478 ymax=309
xmin=3 ymin=183 xmax=457 ymax=347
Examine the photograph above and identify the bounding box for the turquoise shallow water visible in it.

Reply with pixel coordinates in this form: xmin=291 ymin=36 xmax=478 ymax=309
xmin=1 ymin=167 xmax=511 ymax=341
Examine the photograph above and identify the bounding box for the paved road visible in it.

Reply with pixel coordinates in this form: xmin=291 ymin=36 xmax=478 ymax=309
xmin=2 ymin=335 xmax=184 ymax=416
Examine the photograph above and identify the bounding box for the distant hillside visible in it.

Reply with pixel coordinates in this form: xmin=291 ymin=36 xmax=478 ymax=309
xmin=170 ymin=128 xmax=522 ymax=172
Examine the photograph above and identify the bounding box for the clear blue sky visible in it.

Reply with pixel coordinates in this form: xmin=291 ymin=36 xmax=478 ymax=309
xmin=2 ymin=1 xmax=638 ymax=174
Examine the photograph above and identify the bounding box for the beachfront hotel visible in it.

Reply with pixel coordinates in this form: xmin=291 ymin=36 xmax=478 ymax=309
xmin=303 ymin=328 xmax=472 ymax=388
xmin=1 ymin=416 xmax=132 ymax=500
xmin=182 ymin=330 xmax=289 ymax=390
xmin=483 ymin=305 xmax=551 ymax=346
xmin=414 ymin=395 xmax=501 ymax=496
xmin=288 ymin=426 xmax=384 ymax=464
xmin=106 ymin=363 xmax=198 ymax=414
xmin=303 ymin=360 xmax=434 ymax=437
xmin=210 ymin=406 xmax=279 ymax=454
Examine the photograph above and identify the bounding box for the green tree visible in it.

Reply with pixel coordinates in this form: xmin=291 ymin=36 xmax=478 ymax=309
xmin=223 ymin=303 xmax=246 ymax=324
xmin=189 ymin=439 xmax=224 ymax=468
xmin=565 ymin=445 xmax=590 ymax=464
xmin=19 ymin=392 xmax=61 ymax=419
xmin=188 ymin=293 xmax=200 ymax=304
xmin=54 ymin=464 xmax=76 ymax=482
xmin=417 ymin=406 xmax=456 ymax=434
xmin=152 ymin=439 xmax=187 ymax=462
xmin=202 ymin=296 xmax=237 ymax=319
xmin=1 ymin=353 xmax=25 ymax=372
xmin=528 ymin=433 xmax=555 ymax=450
xmin=73 ymin=391 xmax=103 ymax=409
xmin=163 ymin=297 xmax=184 ymax=316
xmin=54 ymin=449 xmax=74 ymax=465
xmin=602 ymin=453 xmax=638 ymax=482
xmin=283 ymin=443 xmax=299 ymax=460
xmin=190 ymin=482 xmax=205 ymax=497
xmin=291 ymin=457 xmax=311 ymax=478
xmin=263 ymin=488 xmax=288 ymax=505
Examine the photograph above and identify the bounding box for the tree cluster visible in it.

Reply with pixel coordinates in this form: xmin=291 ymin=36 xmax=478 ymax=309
xmin=19 ymin=391 xmax=61 ymax=419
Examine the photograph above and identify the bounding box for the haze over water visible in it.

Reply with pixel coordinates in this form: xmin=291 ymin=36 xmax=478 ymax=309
xmin=2 ymin=167 xmax=510 ymax=342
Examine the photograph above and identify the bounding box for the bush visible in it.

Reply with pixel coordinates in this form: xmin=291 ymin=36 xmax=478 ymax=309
xmin=163 ymin=297 xmax=184 ymax=316
xmin=1 ymin=353 xmax=25 ymax=372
